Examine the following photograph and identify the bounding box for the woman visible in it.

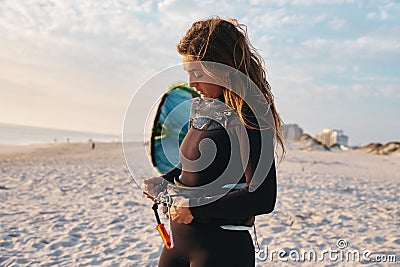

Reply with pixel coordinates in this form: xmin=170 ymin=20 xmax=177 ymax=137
xmin=143 ymin=17 xmax=285 ymax=267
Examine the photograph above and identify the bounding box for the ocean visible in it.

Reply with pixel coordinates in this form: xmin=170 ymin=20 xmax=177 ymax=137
xmin=0 ymin=123 xmax=120 ymax=145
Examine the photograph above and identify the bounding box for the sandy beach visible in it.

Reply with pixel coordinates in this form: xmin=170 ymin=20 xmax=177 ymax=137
xmin=0 ymin=142 xmax=399 ymax=266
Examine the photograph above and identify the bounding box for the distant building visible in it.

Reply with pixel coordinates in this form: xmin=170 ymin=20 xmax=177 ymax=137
xmin=315 ymin=128 xmax=349 ymax=147
xmin=282 ymin=123 xmax=303 ymax=141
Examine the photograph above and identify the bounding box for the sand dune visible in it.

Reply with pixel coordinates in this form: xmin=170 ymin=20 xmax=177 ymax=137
xmin=0 ymin=142 xmax=399 ymax=266
xmin=293 ymin=134 xmax=330 ymax=151
xmin=360 ymin=142 xmax=400 ymax=155
xmin=293 ymin=133 xmax=400 ymax=156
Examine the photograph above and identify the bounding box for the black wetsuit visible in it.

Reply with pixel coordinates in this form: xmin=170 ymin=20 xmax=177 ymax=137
xmin=159 ymin=102 xmax=277 ymax=267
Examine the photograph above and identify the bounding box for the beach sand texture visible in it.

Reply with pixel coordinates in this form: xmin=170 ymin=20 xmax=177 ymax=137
xmin=0 ymin=142 xmax=399 ymax=266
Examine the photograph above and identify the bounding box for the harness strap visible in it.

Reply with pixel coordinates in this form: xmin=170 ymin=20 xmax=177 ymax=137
xmin=152 ymin=201 xmax=173 ymax=250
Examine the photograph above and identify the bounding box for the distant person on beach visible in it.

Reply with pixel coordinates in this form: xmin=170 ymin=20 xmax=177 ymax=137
xmin=142 ymin=17 xmax=284 ymax=267
xmin=89 ymin=139 xmax=95 ymax=149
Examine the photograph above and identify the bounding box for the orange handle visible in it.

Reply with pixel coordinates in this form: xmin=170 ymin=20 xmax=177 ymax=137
xmin=156 ymin=224 xmax=173 ymax=250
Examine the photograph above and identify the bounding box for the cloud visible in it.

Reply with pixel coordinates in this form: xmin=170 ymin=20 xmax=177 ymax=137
xmin=366 ymin=1 xmax=400 ymax=20
xmin=260 ymin=0 xmax=363 ymax=5
xmin=301 ymin=35 xmax=400 ymax=55
xmin=329 ymin=17 xmax=346 ymax=30
xmin=287 ymin=0 xmax=363 ymax=5
xmin=367 ymin=11 xmax=388 ymax=20
xmin=0 ymin=0 xmax=399 ymax=143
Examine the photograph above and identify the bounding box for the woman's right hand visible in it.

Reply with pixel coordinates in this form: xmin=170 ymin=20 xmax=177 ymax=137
xmin=141 ymin=176 xmax=167 ymax=200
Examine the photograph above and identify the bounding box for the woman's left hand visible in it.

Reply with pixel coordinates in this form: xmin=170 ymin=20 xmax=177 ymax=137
xmin=170 ymin=197 xmax=194 ymax=224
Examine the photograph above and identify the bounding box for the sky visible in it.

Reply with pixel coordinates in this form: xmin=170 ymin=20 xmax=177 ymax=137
xmin=0 ymin=0 xmax=399 ymax=146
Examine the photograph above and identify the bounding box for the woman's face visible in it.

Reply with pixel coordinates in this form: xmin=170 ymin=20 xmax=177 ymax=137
xmin=182 ymin=56 xmax=224 ymax=99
